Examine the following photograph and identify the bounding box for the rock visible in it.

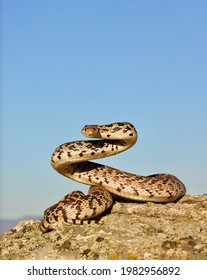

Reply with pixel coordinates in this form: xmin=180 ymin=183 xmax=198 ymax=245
xmin=0 ymin=194 xmax=207 ymax=260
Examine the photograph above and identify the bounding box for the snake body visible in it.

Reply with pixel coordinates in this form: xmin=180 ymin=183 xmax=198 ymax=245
xmin=40 ymin=122 xmax=186 ymax=232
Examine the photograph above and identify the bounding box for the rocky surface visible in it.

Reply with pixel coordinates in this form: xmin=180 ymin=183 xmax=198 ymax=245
xmin=0 ymin=194 xmax=207 ymax=260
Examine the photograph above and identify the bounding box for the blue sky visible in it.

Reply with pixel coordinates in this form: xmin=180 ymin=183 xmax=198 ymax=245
xmin=1 ymin=0 xmax=207 ymax=219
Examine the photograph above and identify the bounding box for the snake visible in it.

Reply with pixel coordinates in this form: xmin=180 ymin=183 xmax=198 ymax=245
xmin=40 ymin=122 xmax=186 ymax=232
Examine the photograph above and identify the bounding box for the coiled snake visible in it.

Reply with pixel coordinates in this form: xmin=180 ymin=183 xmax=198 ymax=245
xmin=40 ymin=122 xmax=186 ymax=232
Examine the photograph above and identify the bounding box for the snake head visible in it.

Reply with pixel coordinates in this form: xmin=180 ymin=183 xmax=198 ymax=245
xmin=81 ymin=125 xmax=101 ymax=138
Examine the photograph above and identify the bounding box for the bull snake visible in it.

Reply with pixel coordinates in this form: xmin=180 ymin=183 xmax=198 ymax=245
xmin=40 ymin=122 xmax=186 ymax=232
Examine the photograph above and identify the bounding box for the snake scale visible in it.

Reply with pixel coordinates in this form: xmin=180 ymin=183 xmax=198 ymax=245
xmin=40 ymin=122 xmax=186 ymax=232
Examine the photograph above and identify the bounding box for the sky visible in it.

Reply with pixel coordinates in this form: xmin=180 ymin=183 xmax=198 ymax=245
xmin=1 ymin=0 xmax=207 ymax=219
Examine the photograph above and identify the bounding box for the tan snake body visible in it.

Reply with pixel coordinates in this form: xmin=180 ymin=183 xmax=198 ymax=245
xmin=40 ymin=122 xmax=186 ymax=232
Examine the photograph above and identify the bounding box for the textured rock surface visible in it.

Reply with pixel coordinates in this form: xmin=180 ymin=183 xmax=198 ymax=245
xmin=0 ymin=194 xmax=207 ymax=260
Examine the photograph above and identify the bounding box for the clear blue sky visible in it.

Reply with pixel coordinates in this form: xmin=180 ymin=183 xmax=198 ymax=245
xmin=1 ymin=0 xmax=207 ymax=219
